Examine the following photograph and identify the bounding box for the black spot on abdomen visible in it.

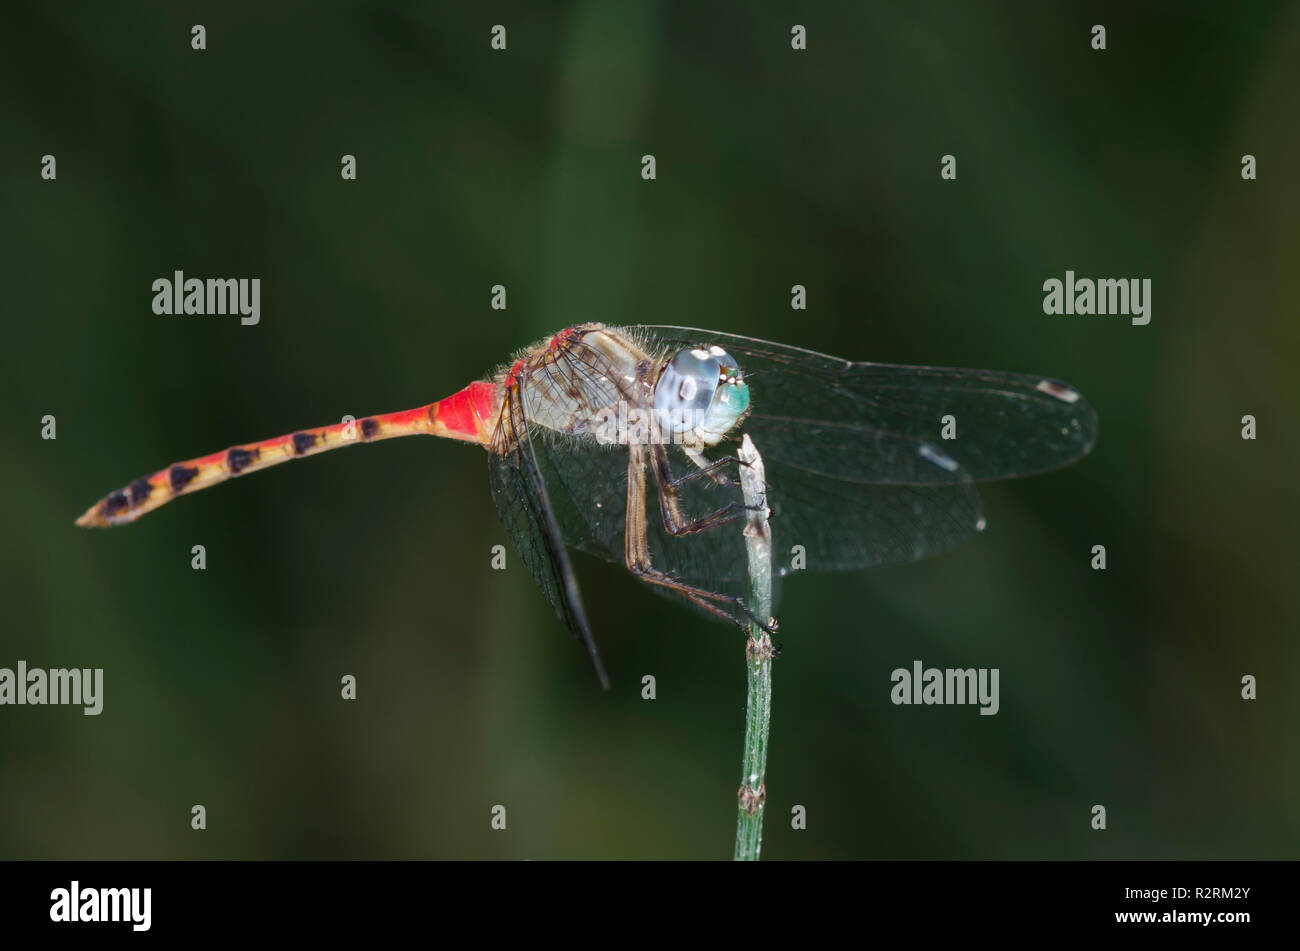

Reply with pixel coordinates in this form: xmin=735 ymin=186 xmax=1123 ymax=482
xmin=129 ymin=478 xmax=152 ymax=505
xmin=227 ymin=447 xmax=258 ymax=475
xmin=104 ymin=491 xmax=129 ymax=516
xmin=169 ymin=465 xmax=198 ymax=491
xmin=361 ymin=418 xmax=379 ymax=441
xmin=292 ymin=432 xmax=317 ymax=455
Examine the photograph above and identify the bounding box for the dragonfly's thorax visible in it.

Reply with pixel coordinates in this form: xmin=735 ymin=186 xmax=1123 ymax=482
xmin=507 ymin=324 xmax=751 ymax=452
xmin=514 ymin=325 xmax=658 ymax=439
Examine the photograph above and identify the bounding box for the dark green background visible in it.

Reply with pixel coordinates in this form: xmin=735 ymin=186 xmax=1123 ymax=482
xmin=3 ymin=2 xmax=1296 ymax=859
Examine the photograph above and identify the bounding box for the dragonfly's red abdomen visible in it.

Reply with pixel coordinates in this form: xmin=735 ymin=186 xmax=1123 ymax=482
xmin=77 ymin=382 xmax=505 ymax=527
xmin=428 ymin=380 xmax=501 ymax=445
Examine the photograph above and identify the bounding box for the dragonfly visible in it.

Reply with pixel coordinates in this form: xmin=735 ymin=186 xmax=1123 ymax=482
xmin=77 ymin=323 xmax=1098 ymax=688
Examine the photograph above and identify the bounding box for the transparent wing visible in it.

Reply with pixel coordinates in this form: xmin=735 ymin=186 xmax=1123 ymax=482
xmin=511 ymin=323 xmax=1095 ymax=620
xmin=628 ymin=325 xmax=1099 ymax=484
xmin=534 ymin=426 xmax=982 ymax=590
xmin=528 ymin=432 xmax=762 ymax=610
xmin=489 ymin=394 xmax=610 ymax=688
xmin=612 ymin=324 xmax=1098 ymax=576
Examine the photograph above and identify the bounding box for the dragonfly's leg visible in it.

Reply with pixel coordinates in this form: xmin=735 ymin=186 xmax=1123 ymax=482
xmin=630 ymin=562 xmax=778 ymax=635
xmin=624 ymin=443 xmax=652 ymax=570
xmin=624 ymin=444 xmax=777 ymax=636
xmin=651 ymin=444 xmax=758 ymax=538
xmin=670 ymin=449 xmax=742 ymax=488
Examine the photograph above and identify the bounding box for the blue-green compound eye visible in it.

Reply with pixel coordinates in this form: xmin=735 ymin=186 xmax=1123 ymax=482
xmin=654 ymin=346 xmax=749 ymax=444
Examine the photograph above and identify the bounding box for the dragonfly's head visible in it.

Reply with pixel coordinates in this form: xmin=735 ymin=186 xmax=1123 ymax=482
xmin=653 ymin=346 xmax=750 ymax=446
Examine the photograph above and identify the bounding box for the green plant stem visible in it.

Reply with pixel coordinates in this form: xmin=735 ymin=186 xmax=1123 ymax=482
xmin=734 ymin=434 xmax=774 ymax=861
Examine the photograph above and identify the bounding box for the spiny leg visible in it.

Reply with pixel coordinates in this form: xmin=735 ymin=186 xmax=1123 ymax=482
xmin=670 ymin=450 xmax=742 ymax=488
xmin=652 ymin=443 xmax=761 ymax=537
xmin=674 ymin=448 xmax=773 ymax=497
xmin=624 ymin=443 xmax=776 ymax=635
